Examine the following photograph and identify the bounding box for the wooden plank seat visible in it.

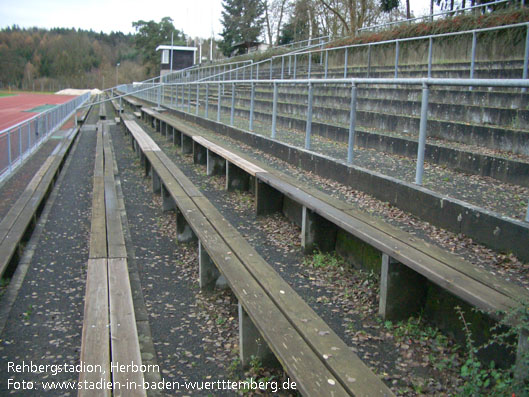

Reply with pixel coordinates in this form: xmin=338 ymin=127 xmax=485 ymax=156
xmin=0 ymin=127 xmax=80 ymax=278
xmin=98 ymin=101 xmax=107 ymax=120
xmin=122 ymin=117 xmax=394 ymax=396
xmin=79 ymin=125 xmax=145 ymax=396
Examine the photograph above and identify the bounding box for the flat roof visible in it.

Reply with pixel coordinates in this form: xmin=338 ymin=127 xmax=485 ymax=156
xmin=156 ymin=45 xmax=197 ymax=52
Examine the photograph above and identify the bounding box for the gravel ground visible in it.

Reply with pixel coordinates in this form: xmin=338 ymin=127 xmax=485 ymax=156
xmin=0 ymin=111 xmax=96 ymax=395
xmin=134 ymin=113 xmax=471 ymax=396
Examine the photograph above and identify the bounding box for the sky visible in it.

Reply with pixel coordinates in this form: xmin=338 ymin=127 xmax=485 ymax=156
xmin=0 ymin=0 xmax=434 ymax=39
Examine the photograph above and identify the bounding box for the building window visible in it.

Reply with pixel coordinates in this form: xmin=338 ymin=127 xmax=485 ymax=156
xmin=161 ymin=50 xmax=170 ymax=64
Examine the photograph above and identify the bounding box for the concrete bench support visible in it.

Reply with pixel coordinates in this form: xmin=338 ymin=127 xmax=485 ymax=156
xmin=176 ymin=208 xmax=197 ymax=243
xmin=238 ymin=303 xmax=275 ymax=368
xmin=207 ymin=150 xmax=226 ymax=176
xmin=515 ymin=329 xmax=528 ymax=381
xmin=255 ymin=179 xmax=283 ymax=216
xmin=171 ymin=127 xmax=176 ymax=146
xmin=152 ymin=169 xmax=161 ymax=194
xmin=193 ymin=142 xmax=207 ymax=165
xmin=182 ymin=134 xmax=193 ymax=154
xmin=379 ymin=254 xmax=427 ymax=320
xmin=301 ymin=206 xmax=338 ymax=254
xmin=199 ymin=241 xmax=221 ymax=291
xmin=226 ymin=162 xmax=250 ymax=191
xmin=161 ymin=184 xmax=176 ymax=211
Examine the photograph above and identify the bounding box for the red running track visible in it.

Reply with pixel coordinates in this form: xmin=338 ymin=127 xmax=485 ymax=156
xmin=0 ymin=93 xmax=76 ymax=131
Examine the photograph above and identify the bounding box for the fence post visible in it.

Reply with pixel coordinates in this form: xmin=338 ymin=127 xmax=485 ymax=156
xmin=344 ymin=48 xmax=348 ymax=78
xmin=217 ymin=83 xmax=222 ymax=123
xmin=270 ymin=59 xmax=273 ymax=79
xmin=305 ymin=82 xmax=313 ymax=150
xmin=415 ymin=82 xmax=430 ymax=185
xmin=158 ymin=84 xmax=162 ymax=108
xmin=428 ymin=37 xmax=433 ymax=78
xmin=257 ymin=63 xmax=260 ymax=80
xmin=294 ymin=55 xmax=297 ymax=79
xmin=394 ymin=41 xmax=400 ymax=78
xmin=523 ymin=25 xmax=529 ymax=92
xmin=347 ymin=83 xmax=358 ymax=164
xmin=230 ymin=83 xmax=235 ymax=126
xmin=187 ymin=84 xmax=191 ymax=113
xmin=308 ymin=53 xmax=312 ymax=79
xmin=288 ymin=55 xmax=292 ymax=76
xmin=271 ymin=82 xmax=278 ymax=138
xmin=281 ymin=57 xmax=285 ymax=79
xmin=205 ymin=84 xmax=209 ymax=119
xmin=249 ymin=82 xmax=255 ymax=132
xmin=19 ymin=126 xmax=22 ymax=160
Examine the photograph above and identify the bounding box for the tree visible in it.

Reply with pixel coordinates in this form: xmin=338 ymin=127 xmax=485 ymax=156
xmin=219 ymin=0 xmax=265 ymax=56
xmin=132 ymin=17 xmax=186 ymax=74
xmin=263 ymin=0 xmax=291 ymax=45
xmin=316 ymin=0 xmax=382 ymax=36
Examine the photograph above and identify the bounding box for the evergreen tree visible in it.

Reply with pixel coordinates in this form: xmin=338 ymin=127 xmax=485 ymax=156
xmin=219 ymin=0 xmax=265 ymax=57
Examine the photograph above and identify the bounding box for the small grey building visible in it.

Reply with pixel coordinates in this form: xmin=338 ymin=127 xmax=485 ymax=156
xmin=156 ymin=45 xmax=197 ymax=75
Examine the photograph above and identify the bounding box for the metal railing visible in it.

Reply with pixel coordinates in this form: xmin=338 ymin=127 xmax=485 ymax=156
xmin=120 ymin=77 xmax=529 ymax=221
xmin=0 ymin=93 xmax=90 ymax=182
xmin=358 ymin=0 xmax=519 ymax=34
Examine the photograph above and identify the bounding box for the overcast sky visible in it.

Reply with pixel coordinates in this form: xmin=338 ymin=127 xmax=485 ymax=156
xmin=0 ymin=0 xmax=433 ymax=39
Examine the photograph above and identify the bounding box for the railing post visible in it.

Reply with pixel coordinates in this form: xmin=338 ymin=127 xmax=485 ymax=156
xmin=324 ymin=50 xmax=328 ymax=78
xmin=281 ymin=57 xmax=284 ymax=79
xmin=470 ymin=30 xmax=477 ymax=80
xmin=196 ymin=84 xmax=200 ymax=116
xmin=157 ymin=84 xmax=162 ymax=108
xmin=230 ymin=83 xmax=235 ymax=126
xmin=305 ymin=82 xmax=313 ymax=150
xmin=271 ymin=82 xmax=278 ymax=138
xmin=217 ymin=83 xmax=222 ymax=123
xmin=249 ymin=82 xmax=255 ymax=132
xmin=294 ymin=55 xmax=297 ymax=79
xmin=428 ymin=37 xmax=433 ymax=78
xmin=415 ymin=82 xmax=430 ymax=185
xmin=347 ymin=83 xmax=358 ymax=164
xmin=205 ymin=84 xmax=209 ymax=119
xmin=288 ymin=55 xmax=292 ymax=76
xmin=526 ymin=199 xmax=529 ymax=222
xmin=523 ymin=25 xmax=529 ymax=92
xmin=367 ymin=44 xmax=372 ymax=78
xmin=270 ymin=59 xmax=273 ymax=79
xmin=187 ymin=84 xmax=191 ymax=113
xmin=257 ymin=63 xmax=260 ymax=80
xmin=344 ymin=48 xmax=348 ymax=78
xmin=308 ymin=53 xmax=312 ymax=79
xmin=7 ymin=130 xmax=12 ymax=172
xmin=394 ymin=40 xmax=400 ymax=78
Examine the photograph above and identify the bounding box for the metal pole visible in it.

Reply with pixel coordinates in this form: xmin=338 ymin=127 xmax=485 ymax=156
xmin=415 ymin=83 xmax=430 ymax=185
xmin=175 ymin=85 xmax=179 ymax=108
xmin=367 ymin=45 xmax=372 ymax=78
xmin=217 ymin=83 xmax=221 ymax=122
xmin=428 ymin=37 xmax=433 ymax=78
xmin=347 ymin=83 xmax=357 ymax=164
xmin=394 ymin=41 xmax=400 ymax=78
xmin=288 ymin=55 xmax=291 ymax=76
xmin=305 ymin=82 xmax=313 ymax=150
xmin=19 ymin=126 xmax=22 ymax=160
xmin=308 ymin=53 xmax=312 ymax=79
xmin=187 ymin=84 xmax=191 ymax=113
xmin=249 ymin=82 xmax=255 ymax=132
xmin=257 ymin=63 xmax=260 ymax=80
xmin=270 ymin=59 xmax=273 ymax=79
xmin=344 ymin=48 xmax=348 ymax=78
xmin=281 ymin=57 xmax=285 ymax=79
xmin=271 ymin=82 xmax=278 ymax=138
xmin=324 ymin=50 xmax=329 ymax=78
xmin=526 ymin=200 xmax=529 ymax=222
xmin=470 ymin=31 xmax=477 ymax=80
xmin=205 ymin=84 xmax=209 ymax=119
xmin=294 ymin=55 xmax=297 ymax=79
xmin=7 ymin=130 xmax=12 ymax=172
xmin=523 ymin=25 xmax=529 ymax=92
xmin=230 ymin=83 xmax=235 ymax=126
xmin=196 ymin=84 xmax=199 ymax=116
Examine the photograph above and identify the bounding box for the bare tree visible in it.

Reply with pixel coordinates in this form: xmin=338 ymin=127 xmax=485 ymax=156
xmin=317 ymin=0 xmax=379 ymax=35
xmin=263 ymin=0 xmax=291 ymax=45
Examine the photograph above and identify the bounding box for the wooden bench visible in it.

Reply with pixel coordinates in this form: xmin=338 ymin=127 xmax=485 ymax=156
xmin=121 ymin=116 xmax=394 ymax=396
xmin=0 ymin=128 xmax=79 ymax=279
xmin=140 ymin=109 xmax=529 ymax=373
xmin=79 ymin=124 xmax=145 ymax=396
xmin=99 ymin=100 xmax=107 ymax=121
